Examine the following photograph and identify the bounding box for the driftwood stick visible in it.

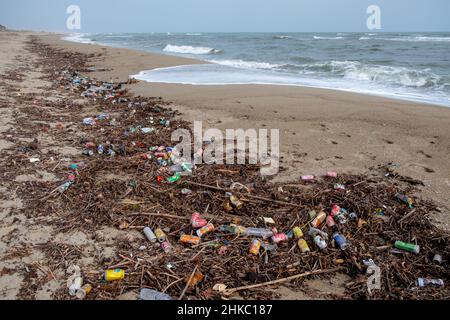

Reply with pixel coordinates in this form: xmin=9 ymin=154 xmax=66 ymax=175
xmin=129 ymin=211 xmax=247 ymax=222
xmin=129 ymin=212 xmax=190 ymax=220
xmin=179 ymin=264 xmax=199 ymax=300
xmin=223 ymin=267 xmax=344 ymax=296
xmin=398 ymin=208 xmax=417 ymax=224
xmin=185 ymin=181 xmax=301 ymax=207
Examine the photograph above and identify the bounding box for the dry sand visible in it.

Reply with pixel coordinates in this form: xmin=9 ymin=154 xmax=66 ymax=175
xmin=38 ymin=33 xmax=450 ymax=230
xmin=0 ymin=31 xmax=449 ymax=299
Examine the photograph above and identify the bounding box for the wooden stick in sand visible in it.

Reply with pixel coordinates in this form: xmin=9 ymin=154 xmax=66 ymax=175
xmin=185 ymin=181 xmax=301 ymax=207
xmin=223 ymin=266 xmax=344 ymax=296
xmin=179 ymin=264 xmax=199 ymax=300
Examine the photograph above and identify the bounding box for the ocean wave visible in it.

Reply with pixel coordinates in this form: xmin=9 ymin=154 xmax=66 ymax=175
xmin=273 ymin=35 xmax=291 ymax=40
xmin=313 ymin=36 xmax=344 ymax=40
xmin=301 ymin=61 xmax=442 ymax=88
xmin=209 ymin=59 xmax=281 ymax=70
xmin=186 ymin=33 xmax=202 ymax=36
xmin=163 ymin=44 xmax=221 ymax=54
xmin=382 ymin=36 xmax=450 ymax=42
xmin=130 ymin=64 xmax=450 ymax=106
xmin=62 ymin=33 xmax=96 ymax=44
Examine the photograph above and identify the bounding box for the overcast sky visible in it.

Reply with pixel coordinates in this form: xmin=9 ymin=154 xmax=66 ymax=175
xmin=1 ymin=0 xmax=449 ymax=33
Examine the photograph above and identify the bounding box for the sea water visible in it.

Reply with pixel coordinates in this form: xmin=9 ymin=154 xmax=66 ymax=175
xmin=64 ymin=32 xmax=450 ymax=107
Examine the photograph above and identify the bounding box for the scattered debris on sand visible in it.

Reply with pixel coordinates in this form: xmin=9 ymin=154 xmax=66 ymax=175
xmin=0 ymin=36 xmax=448 ymax=300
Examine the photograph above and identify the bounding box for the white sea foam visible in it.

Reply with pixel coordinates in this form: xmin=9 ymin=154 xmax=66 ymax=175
xmin=163 ymin=44 xmax=221 ymax=54
xmin=130 ymin=64 xmax=449 ymax=107
xmin=186 ymin=33 xmax=202 ymax=36
xmin=382 ymin=36 xmax=450 ymax=42
xmin=313 ymin=36 xmax=344 ymax=40
xmin=62 ymin=33 xmax=96 ymax=44
xmin=208 ymin=59 xmax=281 ymax=70
xmin=273 ymin=35 xmax=291 ymax=40
xmin=299 ymin=60 xmax=442 ymax=88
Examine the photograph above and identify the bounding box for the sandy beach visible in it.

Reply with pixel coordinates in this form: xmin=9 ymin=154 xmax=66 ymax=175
xmin=0 ymin=31 xmax=449 ymax=300
xmin=38 ymin=33 xmax=450 ymax=227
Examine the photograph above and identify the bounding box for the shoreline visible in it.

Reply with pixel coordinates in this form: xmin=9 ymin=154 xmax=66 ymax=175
xmin=62 ymin=32 xmax=450 ymax=108
xmin=36 ymin=32 xmax=450 ymax=228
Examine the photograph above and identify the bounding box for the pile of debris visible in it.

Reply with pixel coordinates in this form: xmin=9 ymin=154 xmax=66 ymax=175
xmin=10 ymin=37 xmax=450 ymax=300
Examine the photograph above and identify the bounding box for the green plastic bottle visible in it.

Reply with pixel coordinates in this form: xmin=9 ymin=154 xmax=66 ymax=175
xmin=167 ymin=172 xmax=181 ymax=183
xmin=394 ymin=241 xmax=420 ymax=254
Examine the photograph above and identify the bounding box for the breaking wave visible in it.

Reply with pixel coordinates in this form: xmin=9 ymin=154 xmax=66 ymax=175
xmin=300 ymin=60 xmax=443 ymax=88
xmin=62 ymin=33 xmax=96 ymax=44
xmin=163 ymin=44 xmax=221 ymax=54
xmin=208 ymin=59 xmax=281 ymax=70
xmin=313 ymin=36 xmax=344 ymax=40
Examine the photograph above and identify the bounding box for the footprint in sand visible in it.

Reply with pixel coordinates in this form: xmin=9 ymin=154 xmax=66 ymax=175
xmin=325 ymin=139 xmax=338 ymax=145
xmin=408 ymin=163 xmax=435 ymax=174
xmin=417 ymin=150 xmax=432 ymax=158
xmin=383 ymin=139 xmax=394 ymax=145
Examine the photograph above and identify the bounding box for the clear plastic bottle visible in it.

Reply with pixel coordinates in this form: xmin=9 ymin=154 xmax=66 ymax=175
xmin=140 ymin=288 xmax=173 ymax=300
xmin=244 ymin=228 xmax=274 ymax=239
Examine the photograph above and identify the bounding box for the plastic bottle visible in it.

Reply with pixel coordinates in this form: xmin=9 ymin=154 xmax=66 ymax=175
xmin=169 ymin=164 xmax=183 ymax=173
xmin=314 ymin=235 xmax=327 ymax=250
xmin=68 ymin=276 xmax=83 ymax=296
xmin=308 ymin=227 xmax=328 ymax=239
xmin=104 ymin=269 xmax=125 ymax=281
xmin=417 ymin=278 xmax=444 ymax=288
xmin=219 ymin=224 xmax=247 ymax=235
xmin=57 ymin=181 xmax=73 ymax=194
xmin=394 ymin=241 xmax=420 ymax=254
xmin=244 ymin=228 xmax=274 ymax=239
xmin=140 ymin=288 xmax=173 ymax=300
xmin=181 ymin=188 xmax=192 ymax=195
xmin=167 ymin=172 xmax=181 ymax=183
